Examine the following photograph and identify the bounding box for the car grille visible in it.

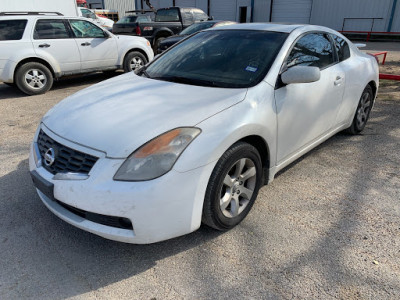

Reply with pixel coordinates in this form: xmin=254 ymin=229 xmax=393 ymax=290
xmin=56 ymin=200 xmax=133 ymax=230
xmin=37 ymin=129 xmax=98 ymax=175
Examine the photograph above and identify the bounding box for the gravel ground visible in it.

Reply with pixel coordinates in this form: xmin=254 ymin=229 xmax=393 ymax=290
xmin=0 ymin=42 xmax=399 ymax=299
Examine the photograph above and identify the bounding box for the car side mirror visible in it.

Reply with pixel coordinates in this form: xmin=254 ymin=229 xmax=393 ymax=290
xmin=103 ymin=31 xmax=111 ymax=38
xmin=281 ymin=66 xmax=320 ymax=85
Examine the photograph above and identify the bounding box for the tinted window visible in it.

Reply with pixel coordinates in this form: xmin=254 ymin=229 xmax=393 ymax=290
xmin=81 ymin=8 xmax=96 ymax=19
xmin=0 ymin=20 xmax=27 ymax=41
xmin=70 ymin=20 xmax=105 ymax=38
xmin=332 ymin=34 xmax=350 ymax=62
xmin=34 ymin=19 xmax=70 ymax=39
xmin=155 ymin=8 xmax=180 ymax=22
xmin=180 ymin=22 xmax=215 ymax=35
xmin=137 ymin=16 xmax=150 ymax=22
xmin=117 ymin=16 xmax=137 ymax=23
xmin=145 ymin=30 xmax=288 ymax=88
xmin=287 ymin=33 xmax=334 ymax=69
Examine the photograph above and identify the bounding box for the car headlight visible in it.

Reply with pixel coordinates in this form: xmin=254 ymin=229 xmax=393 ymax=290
xmin=114 ymin=127 xmax=201 ymax=181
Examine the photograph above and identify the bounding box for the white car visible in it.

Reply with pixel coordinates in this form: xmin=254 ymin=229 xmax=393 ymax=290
xmin=29 ymin=23 xmax=378 ymax=244
xmin=78 ymin=7 xmax=114 ymax=31
xmin=0 ymin=12 xmax=154 ymax=95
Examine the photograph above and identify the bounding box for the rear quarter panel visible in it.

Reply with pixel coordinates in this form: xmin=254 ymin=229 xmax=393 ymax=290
xmin=335 ymin=50 xmax=379 ymax=126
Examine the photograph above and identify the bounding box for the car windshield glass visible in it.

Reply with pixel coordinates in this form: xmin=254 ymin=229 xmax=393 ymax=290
xmin=117 ymin=16 xmax=135 ymax=23
xmin=180 ymin=22 xmax=215 ymax=35
xmin=145 ymin=30 xmax=288 ymax=88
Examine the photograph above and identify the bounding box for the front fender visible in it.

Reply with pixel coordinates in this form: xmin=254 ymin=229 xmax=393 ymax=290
xmin=173 ymin=82 xmax=277 ymax=175
xmin=116 ymin=37 xmax=154 ymax=66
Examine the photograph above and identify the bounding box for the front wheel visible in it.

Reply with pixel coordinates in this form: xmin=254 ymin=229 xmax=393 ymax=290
xmin=123 ymin=51 xmax=147 ymax=72
xmin=202 ymin=142 xmax=263 ymax=231
xmin=346 ymin=85 xmax=374 ymax=134
xmin=15 ymin=62 xmax=53 ymax=95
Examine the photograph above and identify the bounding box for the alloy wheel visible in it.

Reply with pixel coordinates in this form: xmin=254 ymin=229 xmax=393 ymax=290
xmin=219 ymin=158 xmax=257 ymax=218
xmin=25 ymin=69 xmax=47 ymax=90
xmin=356 ymin=91 xmax=371 ymax=128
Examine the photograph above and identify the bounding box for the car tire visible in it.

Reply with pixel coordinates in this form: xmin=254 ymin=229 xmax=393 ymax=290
xmin=202 ymin=142 xmax=263 ymax=231
xmin=123 ymin=51 xmax=147 ymax=72
xmin=346 ymin=85 xmax=374 ymax=134
xmin=153 ymin=37 xmax=166 ymax=52
xmin=15 ymin=62 xmax=53 ymax=95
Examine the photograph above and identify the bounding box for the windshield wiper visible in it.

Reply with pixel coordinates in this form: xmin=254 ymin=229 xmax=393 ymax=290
xmin=136 ymin=66 xmax=151 ymax=78
xmin=152 ymin=75 xmax=221 ymax=87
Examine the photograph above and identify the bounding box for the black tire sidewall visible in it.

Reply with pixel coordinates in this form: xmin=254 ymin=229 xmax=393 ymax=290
xmin=15 ymin=62 xmax=53 ymax=95
xmin=123 ymin=51 xmax=147 ymax=72
xmin=204 ymin=143 xmax=263 ymax=230
xmin=351 ymin=85 xmax=373 ymax=133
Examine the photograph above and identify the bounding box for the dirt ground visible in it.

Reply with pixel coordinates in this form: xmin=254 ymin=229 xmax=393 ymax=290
xmin=0 ymin=42 xmax=399 ymax=299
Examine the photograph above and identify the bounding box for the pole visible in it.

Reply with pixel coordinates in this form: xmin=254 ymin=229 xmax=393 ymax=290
xmin=388 ymin=0 xmax=398 ymax=32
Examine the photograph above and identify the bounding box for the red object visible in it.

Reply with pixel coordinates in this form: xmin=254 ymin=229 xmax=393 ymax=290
xmin=379 ymin=74 xmax=400 ymax=81
xmin=339 ymin=30 xmax=400 ymax=42
xmin=76 ymin=0 xmax=88 ymax=8
xmin=370 ymin=51 xmax=388 ymax=65
xmin=135 ymin=26 xmax=141 ymax=36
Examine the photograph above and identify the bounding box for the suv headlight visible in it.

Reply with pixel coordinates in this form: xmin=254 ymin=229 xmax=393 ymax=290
xmin=114 ymin=127 xmax=201 ymax=181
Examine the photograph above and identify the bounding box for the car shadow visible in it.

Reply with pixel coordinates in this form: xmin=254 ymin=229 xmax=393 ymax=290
xmin=0 ymin=72 xmax=121 ymax=100
xmin=0 ymin=158 xmax=223 ymax=298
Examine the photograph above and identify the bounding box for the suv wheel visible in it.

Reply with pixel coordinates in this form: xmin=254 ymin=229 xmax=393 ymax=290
xmin=123 ymin=51 xmax=147 ymax=72
xmin=15 ymin=62 xmax=53 ymax=95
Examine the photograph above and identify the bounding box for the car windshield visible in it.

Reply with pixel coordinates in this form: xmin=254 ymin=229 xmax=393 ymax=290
xmin=144 ymin=30 xmax=288 ymax=88
xmin=117 ymin=16 xmax=136 ymax=23
xmin=180 ymin=22 xmax=215 ymax=35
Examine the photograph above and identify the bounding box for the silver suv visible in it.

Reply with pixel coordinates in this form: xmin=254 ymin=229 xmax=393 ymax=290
xmin=0 ymin=12 xmax=154 ymax=95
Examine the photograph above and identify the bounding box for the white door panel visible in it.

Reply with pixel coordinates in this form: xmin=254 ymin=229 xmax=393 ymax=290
xmin=32 ymin=19 xmax=80 ymax=73
xmin=275 ymin=67 xmax=345 ymax=163
xmin=69 ymin=19 xmax=118 ymax=71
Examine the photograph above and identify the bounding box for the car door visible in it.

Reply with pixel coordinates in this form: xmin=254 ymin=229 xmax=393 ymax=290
xmin=68 ymin=19 xmax=118 ymax=71
xmin=275 ymin=32 xmax=345 ymax=163
xmin=32 ymin=18 xmax=80 ymax=74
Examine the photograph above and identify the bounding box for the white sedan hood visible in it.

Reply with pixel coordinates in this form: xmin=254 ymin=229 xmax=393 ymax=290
xmin=42 ymin=73 xmax=247 ymax=158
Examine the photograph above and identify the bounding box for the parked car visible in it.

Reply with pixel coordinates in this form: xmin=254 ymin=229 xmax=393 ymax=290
xmin=157 ymin=20 xmax=236 ymax=53
xmin=112 ymin=7 xmax=210 ymax=49
xmin=0 ymin=12 xmax=154 ymax=95
xmin=78 ymin=7 xmax=114 ymax=31
xmin=29 ymin=23 xmax=378 ymax=244
xmin=116 ymin=14 xmax=152 ymax=25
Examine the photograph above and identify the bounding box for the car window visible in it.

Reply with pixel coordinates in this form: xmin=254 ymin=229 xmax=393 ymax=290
xmin=331 ymin=34 xmax=350 ymax=62
xmin=34 ymin=19 xmax=70 ymax=40
xmin=193 ymin=10 xmax=208 ymax=21
xmin=117 ymin=16 xmax=134 ymax=23
xmin=137 ymin=16 xmax=150 ymax=22
xmin=155 ymin=8 xmax=180 ymax=22
xmin=287 ymin=33 xmax=335 ymax=69
xmin=69 ymin=19 xmax=105 ymax=38
xmin=145 ymin=30 xmax=288 ymax=88
xmin=81 ymin=8 xmax=96 ymax=20
xmin=0 ymin=20 xmax=27 ymax=40
xmin=180 ymin=22 xmax=215 ymax=35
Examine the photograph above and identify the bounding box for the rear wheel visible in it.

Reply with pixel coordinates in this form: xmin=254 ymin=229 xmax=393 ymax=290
xmin=15 ymin=62 xmax=53 ymax=95
xmin=153 ymin=37 xmax=166 ymax=52
xmin=202 ymin=142 xmax=263 ymax=230
xmin=123 ymin=51 xmax=147 ymax=72
xmin=347 ymin=85 xmax=373 ymax=134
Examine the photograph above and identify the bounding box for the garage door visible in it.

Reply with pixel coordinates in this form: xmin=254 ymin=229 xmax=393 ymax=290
xmin=271 ymin=0 xmax=312 ymax=24
xmin=175 ymin=0 xmax=196 ymax=7
xmin=210 ymin=0 xmax=236 ymax=21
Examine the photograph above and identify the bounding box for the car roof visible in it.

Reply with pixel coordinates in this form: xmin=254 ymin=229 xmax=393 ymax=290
xmin=210 ymin=22 xmax=317 ymax=33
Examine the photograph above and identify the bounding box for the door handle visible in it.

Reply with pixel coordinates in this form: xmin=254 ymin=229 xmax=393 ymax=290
xmin=334 ymin=76 xmax=343 ymax=86
xmin=81 ymin=42 xmax=91 ymax=46
xmin=38 ymin=43 xmax=50 ymax=48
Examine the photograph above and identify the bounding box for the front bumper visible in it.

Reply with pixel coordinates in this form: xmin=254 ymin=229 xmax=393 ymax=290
xmin=29 ymin=126 xmax=213 ymax=244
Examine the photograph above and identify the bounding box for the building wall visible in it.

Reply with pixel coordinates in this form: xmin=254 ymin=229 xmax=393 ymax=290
xmin=271 ymin=0 xmax=312 ymax=23
xmin=103 ymin=0 xmax=136 ymax=18
xmin=310 ymin=0 xmax=394 ymax=31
